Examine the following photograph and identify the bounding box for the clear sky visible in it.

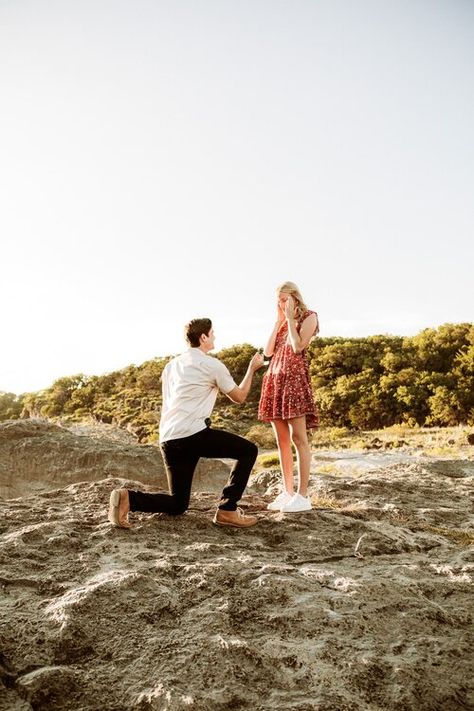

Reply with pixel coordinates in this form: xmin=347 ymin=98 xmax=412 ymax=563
xmin=1 ymin=0 xmax=473 ymax=395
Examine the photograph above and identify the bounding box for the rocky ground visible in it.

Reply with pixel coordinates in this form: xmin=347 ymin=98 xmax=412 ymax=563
xmin=0 ymin=420 xmax=473 ymax=710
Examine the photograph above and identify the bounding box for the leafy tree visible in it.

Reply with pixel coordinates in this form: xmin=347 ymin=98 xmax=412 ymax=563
xmin=6 ymin=322 xmax=473 ymax=438
xmin=0 ymin=392 xmax=24 ymax=421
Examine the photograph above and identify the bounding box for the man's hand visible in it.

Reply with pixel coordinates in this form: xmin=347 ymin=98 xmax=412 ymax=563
xmin=250 ymin=352 xmax=265 ymax=372
xmin=226 ymin=352 xmax=265 ymax=404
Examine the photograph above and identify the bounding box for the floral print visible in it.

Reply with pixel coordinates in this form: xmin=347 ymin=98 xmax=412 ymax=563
xmin=258 ymin=310 xmax=319 ymax=429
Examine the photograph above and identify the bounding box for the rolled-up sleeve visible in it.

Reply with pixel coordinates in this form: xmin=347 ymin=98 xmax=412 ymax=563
xmin=214 ymin=361 xmax=237 ymax=394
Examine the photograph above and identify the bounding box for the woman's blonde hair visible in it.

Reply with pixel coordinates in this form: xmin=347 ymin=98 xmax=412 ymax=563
xmin=277 ymin=281 xmax=308 ymax=321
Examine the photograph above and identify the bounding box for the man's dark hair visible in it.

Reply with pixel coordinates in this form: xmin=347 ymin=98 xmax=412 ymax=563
xmin=184 ymin=318 xmax=212 ymax=348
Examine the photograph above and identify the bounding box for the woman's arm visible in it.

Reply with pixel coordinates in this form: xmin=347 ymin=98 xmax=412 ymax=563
xmin=286 ymin=300 xmax=318 ymax=354
xmin=263 ymin=322 xmax=281 ymax=358
xmin=263 ymin=303 xmax=285 ymax=357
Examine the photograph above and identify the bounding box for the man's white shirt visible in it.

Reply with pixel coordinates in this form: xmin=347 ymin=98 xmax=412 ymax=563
xmin=159 ymin=348 xmax=237 ymax=443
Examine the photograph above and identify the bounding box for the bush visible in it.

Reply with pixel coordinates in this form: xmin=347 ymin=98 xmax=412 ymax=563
xmin=245 ymin=424 xmax=276 ymax=448
xmin=0 ymin=392 xmax=24 ymax=421
xmin=10 ymin=322 xmax=473 ymax=436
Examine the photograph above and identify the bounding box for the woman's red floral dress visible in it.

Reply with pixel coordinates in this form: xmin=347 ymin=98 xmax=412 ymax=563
xmin=258 ymin=310 xmax=319 ymax=429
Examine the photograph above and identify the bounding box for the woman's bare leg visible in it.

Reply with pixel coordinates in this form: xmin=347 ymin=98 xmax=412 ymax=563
xmin=271 ymin=419 xmax=295 ymax=494
xmin=288 ymin=416 xmax=311 ymax=497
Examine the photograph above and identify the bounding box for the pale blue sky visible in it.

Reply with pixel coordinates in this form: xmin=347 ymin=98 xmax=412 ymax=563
xmin=1 ymin=0 xmax=473 ymax=394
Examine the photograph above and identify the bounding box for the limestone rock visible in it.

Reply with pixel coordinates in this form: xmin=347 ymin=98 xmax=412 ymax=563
xmin=1 ymin=424 xmax=473 ymax=710
xmin=0 ymin=420 xmax=230 ymax=498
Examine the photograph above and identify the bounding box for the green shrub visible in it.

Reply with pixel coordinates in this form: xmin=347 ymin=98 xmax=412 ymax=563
xmin=245 ymin=424 xmax=276 ymax=448
xmin=10 ymin=322 xmax=474 ymax=437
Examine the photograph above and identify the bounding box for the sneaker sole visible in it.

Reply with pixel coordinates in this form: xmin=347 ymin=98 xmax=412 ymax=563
xmin=281 ymin=507 xmax=313 ymax=513
xmin=267 ymin=498 xmax=293 ymax=511
xmin=213 ymin=520 xmax=258 ymax=528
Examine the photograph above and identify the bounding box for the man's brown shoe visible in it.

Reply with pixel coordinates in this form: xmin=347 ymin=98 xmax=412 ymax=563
xmin=213 ymin=507 xmax=258 ymax=528
xmin=108 ymin=489 xmax=131 ymax=529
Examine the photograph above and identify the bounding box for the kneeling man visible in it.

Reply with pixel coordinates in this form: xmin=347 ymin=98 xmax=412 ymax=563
xmin=108 ymin=318 xmax=264 ymax=529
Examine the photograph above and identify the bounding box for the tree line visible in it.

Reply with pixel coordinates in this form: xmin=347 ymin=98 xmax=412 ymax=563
xmin=1 ymin=323 xmax=472 ymax=440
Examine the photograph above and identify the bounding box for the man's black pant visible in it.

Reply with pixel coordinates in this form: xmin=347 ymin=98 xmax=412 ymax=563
xmin=128 ymin=426 xmax=258 ymax=514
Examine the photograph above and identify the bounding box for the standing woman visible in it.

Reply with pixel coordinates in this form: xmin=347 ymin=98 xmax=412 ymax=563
xmin=258 ymin=281 xmax=319 ymax=512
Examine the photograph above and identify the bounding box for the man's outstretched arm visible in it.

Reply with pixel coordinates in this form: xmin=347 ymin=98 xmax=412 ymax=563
xmin=226 ymin=353 xmax=264 ymax=404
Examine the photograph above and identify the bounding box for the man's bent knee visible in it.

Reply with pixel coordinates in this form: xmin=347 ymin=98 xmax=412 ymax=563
xmin=168 ymin=500 xmax=189 ymax=516
xmin=244 ymin=440 xmax=258 ymax=462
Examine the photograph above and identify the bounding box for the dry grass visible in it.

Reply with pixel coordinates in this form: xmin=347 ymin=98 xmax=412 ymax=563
xmin=309 ymin=491 xmax=368 ymax=511
xmin=315 ymin=463 xmax=340 ymax=475
xmin=422 ymin=446 xmax=462 ymax=458
xmin=311 ymin=425 xmax=472 ymax=454
xmin=416 ymin=523 xmax=474 ymax=546
xmin=387 ymin=510 xmax=412 ymax=526
xmin=310 ymin=493 xmax=344 ymax=509
xmin=311 ymin=427 xmax=352 ymax=448
xmin=258 ymin=453 xmax=280 ymax=469
xmin=380 ymin=423 xmax=419 ymax=436
xmin=338 ymin=500 xmax=369 ymax=513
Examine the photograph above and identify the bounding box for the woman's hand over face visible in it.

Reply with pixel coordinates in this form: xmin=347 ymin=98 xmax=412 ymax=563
xmin=276 ymin=302 xmax=285 ymax=324
xmin=284 ymin=295 xmax=296 ymax=320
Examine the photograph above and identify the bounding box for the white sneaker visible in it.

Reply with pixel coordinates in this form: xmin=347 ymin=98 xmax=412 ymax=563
xmin=267 ymin=491 xmax=293 ymax=511
xmin=280 ymin=493 xmax=312 ymax=513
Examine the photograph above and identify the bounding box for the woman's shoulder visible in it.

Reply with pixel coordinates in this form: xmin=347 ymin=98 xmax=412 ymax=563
xmin=300 ymin=309 xmax=317 ymax=321
xmin=298 ymin=310 xmax=319 ymax=337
